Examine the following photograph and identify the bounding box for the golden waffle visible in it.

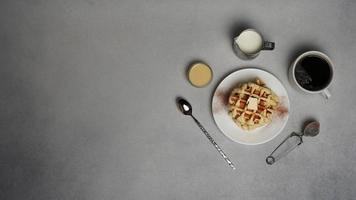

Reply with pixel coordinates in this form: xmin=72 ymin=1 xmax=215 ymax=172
xmin=228 ymin=79 xmax=279 ymax=131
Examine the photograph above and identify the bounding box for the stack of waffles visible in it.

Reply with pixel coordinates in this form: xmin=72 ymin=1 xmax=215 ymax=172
xmin=228 ymin=79 xmax=279 ymax=131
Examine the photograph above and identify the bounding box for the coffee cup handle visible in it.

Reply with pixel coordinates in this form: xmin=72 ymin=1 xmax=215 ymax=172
xmin=321 ymin=88 xmax=331 ymax=99
xmin=262 ymin=41 xmax=275 ymax=50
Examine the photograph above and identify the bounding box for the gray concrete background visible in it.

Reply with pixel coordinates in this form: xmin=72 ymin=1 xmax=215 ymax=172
xmin=1 ymin=0 xmax=356 ymax=199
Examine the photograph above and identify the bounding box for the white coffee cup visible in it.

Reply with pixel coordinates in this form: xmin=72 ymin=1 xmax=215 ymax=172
xmin=289 ymin=51 xmax=334 ymax=99
xmin=233 ymin=29 xmax=274 ymax=60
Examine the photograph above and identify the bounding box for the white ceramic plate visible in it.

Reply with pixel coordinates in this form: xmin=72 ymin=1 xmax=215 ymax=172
xmin=212 ymin=68 xmax=290 ymax=145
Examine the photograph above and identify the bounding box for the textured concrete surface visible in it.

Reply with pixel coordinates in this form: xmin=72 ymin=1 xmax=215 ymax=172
xmin=1 ymin=0 xmax=356 ymax=199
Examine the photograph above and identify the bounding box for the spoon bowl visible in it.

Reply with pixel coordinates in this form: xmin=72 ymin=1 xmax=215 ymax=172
xmin=177 ymin=98 xmax=192 ymax=115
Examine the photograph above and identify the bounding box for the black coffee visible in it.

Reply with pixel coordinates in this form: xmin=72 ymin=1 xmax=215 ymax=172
xmin=295 ymin=56 xmax=331 ymax=91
